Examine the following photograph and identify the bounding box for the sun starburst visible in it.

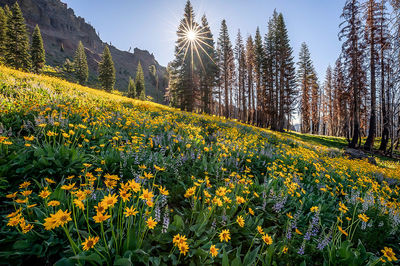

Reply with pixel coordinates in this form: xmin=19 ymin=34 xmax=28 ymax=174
xmin=177 ymin=17 xmax=216 ymax=71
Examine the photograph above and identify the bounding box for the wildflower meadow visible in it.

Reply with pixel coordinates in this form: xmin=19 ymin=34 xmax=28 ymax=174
xmin=0 ymin=65 xmax=399 ymax=265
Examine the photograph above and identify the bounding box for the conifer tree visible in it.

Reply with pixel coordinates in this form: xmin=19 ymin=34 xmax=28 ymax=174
xmin=135 ymin=62 xmax=146 ymax=100
xmin=264 ymin=14 xmax=276 ymax=128
xmin=168 ymin=0 xmax=198 ymax=111
xmin=297 ymin=43 xmax=314 ymax=134
xmin=5 ymin=2 xmax=31 ymax=71
xmin=363 ymin=0 xmax=380 ymax=150
xmin=235 ymin=30 xmax=247 ymax=121
xmin=0 ymin=7 xmax=7 ymax=59
xmin=127 ymin=76 xmax=136 ymax=98
xmin=199 ymin=14 xmax=218 ymax=114
xmin=74 ymin=41 xmax=89 ymax=84
xmin=333 ymin=58 xmax=348 ymax=138
xmin=98 ymin=45 xmax=116 ymax=92
xmin=323 ymin=66 xmax=334 ymax=135
xmin=253 ymin=27 xmax=265 ymax=126
xmin=339 ymin=0 xmax=366 ymax=148
xmin=149 ymin=65 xmax=159 ymax=101
xmin=30 ymin=25 xmax=45 ymax=73
xmin=310 ymin=71 xmax=320 ymax=134
xmin=217 ymin=19 xmax=235 ymax=118
xmin=245 ymin=35 xmax=255 ymax=124
xmin=3 ymin=4 xmax=12 ymax=18
xmin=274 ymin=13 xmax=297 ymax=132
xmin=377 ymin=0 xmax=391 ymax=151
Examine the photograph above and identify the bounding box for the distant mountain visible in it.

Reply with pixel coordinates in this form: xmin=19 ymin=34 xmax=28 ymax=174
xmin=0 ymin=0 xmax=168 ymax=102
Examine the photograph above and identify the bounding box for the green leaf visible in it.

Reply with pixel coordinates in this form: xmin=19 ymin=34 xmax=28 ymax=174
xmin=231 ymin=257 xmax=242 ymax=266
xmin=114 ymin=257 xmax=132 ymax=266
xmin=222 ymin=248 xmax=229 ymax=266
xmin=243 ymin=246 xmax=260 ymax=265
xmin=172 ymin=214 xmax=184 ymax=230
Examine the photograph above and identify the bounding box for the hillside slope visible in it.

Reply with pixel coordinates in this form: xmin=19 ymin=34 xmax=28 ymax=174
xmin=0 ymin=0 xmax=168 ymax=102
xmin=0 ymin=66 xmax=399 ymax=265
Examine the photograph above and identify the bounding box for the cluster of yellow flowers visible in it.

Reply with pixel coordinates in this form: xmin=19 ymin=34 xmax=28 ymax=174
xmin=173 ymin=234 xmax=189 ymax=255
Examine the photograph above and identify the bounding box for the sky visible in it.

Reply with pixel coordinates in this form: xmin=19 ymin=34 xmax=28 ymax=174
xmin=62 ymin=0 xmax=346 ymax=82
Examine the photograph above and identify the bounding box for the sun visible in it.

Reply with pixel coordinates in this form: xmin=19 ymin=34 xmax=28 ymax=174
xmin=186 ymin=30 xmax=197 ymax=41
xmin=176 ymin=19 xmax=217 ymax=71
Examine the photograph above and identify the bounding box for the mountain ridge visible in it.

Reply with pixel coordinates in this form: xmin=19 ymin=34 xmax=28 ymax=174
xmin=0 ymin=0 xmax=167 ymax=102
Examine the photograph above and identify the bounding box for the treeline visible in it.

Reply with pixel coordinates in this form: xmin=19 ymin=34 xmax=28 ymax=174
xmin=0 ymin=2 xmax=145 ymax=99
xmin=167 ymin=0 xmax=400 ymax=155
xmin=319 ymin=0 xmax=400 ymax=154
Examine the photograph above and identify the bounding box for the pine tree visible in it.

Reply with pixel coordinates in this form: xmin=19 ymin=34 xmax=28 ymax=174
xmin=323 ymin=66 xmax=334 ymax=135
xmin=339 ymin=0 xmax=366 ymax=148
xmin=377 ymin=0 xmax=391 ymax=151
xmin=297 ymin=43 xmax=314 ymax=134
xmin=135 ymin=62 xmax=145 ymax=100
xmin=30 ymin=25 xmax=45 ymax=73
xmin=217 ymin=19 xmax=235 ymax=118
xmin=149 ymin=65 xmax=159 ymax=102
xmin=274 ymin=13 xmax=297 ymax=132
xmin=5 ymin=2 xmax=31 ymax=71
xmin=74 ymin=41 xmax=89 ymax=84
xmin=363 ymin=0 xmax=380 ymax=150
xmin=127 ymin=76 xmax=136 ymax=98
xmin=98 ymin=45 xmax=116 ymax=92
xmin=310 ymin=71 xmax=320 ymax=134
xmin=235 ymin=30 xmax=247 ymax=121
xmin=199 ymin=14 xmax=218 ymax=114
xmin=168 ymin=0 xmax=198 ymax=111
xmin=3 ymin=4 xmax=12 ymax=18
xmin=253 ymin=27 xmax=265 ymax=126
xmin=264 ymin=14 xmax=276 ymax=128
xmin=245 ymin=35 xmax=255 ymax=124
xmin=0 ymin=7 xmax=7 ymax=59
xmin=333 ymin=58 xmax=349 ymax=138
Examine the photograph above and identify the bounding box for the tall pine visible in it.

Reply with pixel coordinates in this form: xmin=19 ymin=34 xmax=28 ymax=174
xmin=169 ymin=1 xmax=198 ymax=111
xmin=98 ymin=45 xmax=116 ymax=92
xmin=74 ymin=41 xmax=89 ymax=84
xmin=297 ymin=43 xmax=314 ymax=134
xmin=377 ymin=0 xmax=391 ymax=151
xmin=217 ymin=19 xmax=235 ymax=118
xmin=310 ymin=71 xmax=320 ymax=134
xmin=199 ymin=14 xmax=218 ymax=114
xmin=245 ymin=35 xmax=255 ymax=124
xmin=339 ymin=0 xmax=366 ymax=148
xmin=5 ymin=2 xmax=31 ymax=71
xmin=135 ymin=62 xmax=145 ymax=100
xmin=253 ymin=27 xmax=265 ymax=126
xmin=127 ymin=76 xmax=136 ymax=98
xmin=235 ymin=30 xmax=247 ymax=121
xmin=30 ymin=25 xmax=45 ymax=73
xmin=363 ymin=0 xmax=380 ymax=150
xmin=274 ymin=13 xmax=297 ymax=132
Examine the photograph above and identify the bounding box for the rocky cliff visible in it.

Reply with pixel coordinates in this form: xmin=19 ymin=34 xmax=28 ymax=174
xmin=0 ymin=0 xmax=167 ymax=102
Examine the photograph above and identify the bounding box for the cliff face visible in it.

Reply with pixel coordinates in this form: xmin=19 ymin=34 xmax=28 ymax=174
xmin=0 ymin=0 xmax=167 ymax=102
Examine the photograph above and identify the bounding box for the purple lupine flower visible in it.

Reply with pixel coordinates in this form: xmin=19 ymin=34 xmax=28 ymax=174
xmin=154 ymin=203 xmax=161 ymax=223
xmin=162 ymin=206 xmax=169 ymax=233
xmin=298 ymin=241 xmax=306 ymax=255
xmin=317 ymin=233 xmax=332 ymax=250
xmin=286 ymin=225 xmax=292 ymax=240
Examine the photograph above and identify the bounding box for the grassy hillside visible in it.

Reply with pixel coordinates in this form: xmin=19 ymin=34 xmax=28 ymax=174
xmin=0 ymin=66 xmax=399 ymax=265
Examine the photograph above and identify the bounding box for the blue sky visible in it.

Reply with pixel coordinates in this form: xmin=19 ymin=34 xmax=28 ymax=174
xmin=62 ymin=0 xmax=345 ymax=82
